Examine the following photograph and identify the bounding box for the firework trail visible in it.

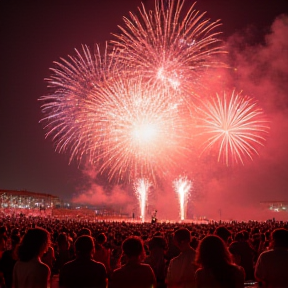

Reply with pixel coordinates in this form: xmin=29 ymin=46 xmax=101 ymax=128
xmin=112 ymin=0 xmax=225 ymax=98
xmin=173 ymin=176 xmax=192 ymax=221
xmin=134 ymin=178 xmax=151 ymax=223
xmin=197 ymin=90 xmax=270 ymax=166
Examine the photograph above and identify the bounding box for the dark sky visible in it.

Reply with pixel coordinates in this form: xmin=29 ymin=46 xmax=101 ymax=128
xmin=1 ymin=0 xmax=288 ymax=220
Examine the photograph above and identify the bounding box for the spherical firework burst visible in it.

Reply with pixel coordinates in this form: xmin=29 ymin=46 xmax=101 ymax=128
xmin=196 ymin=90 xmax=270 ymax=165
xmin=88 ymin=76 xmax=193 ymax=183
xmin=39 ymin=44 xmax=118 ymax=163
xmin=112 ymin=0 xmax=225 ymax=98
xmin=40 ymin=44 xmax=193 ymax=184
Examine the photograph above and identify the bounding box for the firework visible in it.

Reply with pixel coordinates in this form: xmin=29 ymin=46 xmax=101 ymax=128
xmin=134 ymin=178 xmax=151 ymax=223
xmin=39 ymin=44 xmax=118 ymax=163
xmin=112 ymin=0 xmax=225 ymax=97
xmin=197 ymin=90 xmax=270 ymax=165
xmin=40 ymin=49 xmax=193 ymax=183
xmin=87 ymin=76 xmax=192 ymax=183
xmin=173 ymin=176 xmax=192 ymax=221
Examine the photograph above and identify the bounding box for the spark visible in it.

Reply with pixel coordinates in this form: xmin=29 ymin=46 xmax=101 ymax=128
xmin=173 ymin=176 xmax=192 ymax=221
xmin=89 ymin=77 xmax=192 ymax=183
xmin=112 ymin=0 xmax=225 ymax=97
xmin=39 ymin=44 xmax=118 ymax=163
xmin=134 ymin=178 xmax=151 ymax=223
xmin=40 ymin=55 xmax=193 ymax=183
xmin=197 ymin=90 xmax=270 ymax=165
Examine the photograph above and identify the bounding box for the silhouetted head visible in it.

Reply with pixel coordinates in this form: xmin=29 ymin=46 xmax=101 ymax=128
xmin=57 ymin=232 xmax=70 ymax=251
xmin=78 ymin=228 xmax=92 ymax=236
xmin=235 ymin=231 xmax=244 ymax=241
xmin=272 ymin=228 xmax=288 ymax=248
xmin=96 ymin=233 xmax=107 ymax=245
xmin=17 ymin=228 xmax=50 ymax=261
xmin=11 ymin=234 xmax=20 ymax=248
xmin=148 ymin=236 xmax=167 ymax=251
xmin=174 ymin=228 xmax=191 ymax=243
xmin=196 ymin=235 xmax=232 ymax=268
xmin=122 ymin=236 xmax=145 ymax=260
xmin=173 ymin=228 xmax=191 ymax=251
xmin=214 ymin=226 xmax=231 ymax=243
xmin=74 ymin=235 xmax=95 ymax=258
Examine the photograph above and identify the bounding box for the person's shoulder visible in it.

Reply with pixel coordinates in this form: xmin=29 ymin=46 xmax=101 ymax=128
xmin=257 ymin=249 xmax=273 ymax=259
xmin=60 ymin=258 xmax=76 ymax=271
xmin=13 ymin=259 xmax=21 ymax=269
xmin=189 ymin=247 xmax=196 ymax=255
xmin=140 ymin=262 xmax=155 ymax=272
xmin=195 ymin=267 xmax=204 ymax=276
xmin=39 ymin=260 xmax=50 ymax=271
xmin=1 ymin=249 xmax=12 ymax=258
xmin=229 ymin=241 xmax=239 ymax=248
xmin=231 ymin=264 xmax=245 ymax=278
xmin=195 ymin=267 xmax=211 ymax=281
xmin=141 ymin=262 xmax=153 ymax=268
xmin=33 ymin=259 xmax=51 ymax=276
xmin=90 ymin=259 xmax=106 ymax=269
xmin=63 ymin=258 xmax=77 ymax=265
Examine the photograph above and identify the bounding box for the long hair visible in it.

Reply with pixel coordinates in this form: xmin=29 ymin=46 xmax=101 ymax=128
xmin=196 ymin=235 xmax=238 ymax=287
xmin=17 ymin=228 xmax=50 ymax=262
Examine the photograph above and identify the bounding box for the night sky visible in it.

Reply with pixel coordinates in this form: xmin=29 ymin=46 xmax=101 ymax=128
xmin=1 ymin=0 xmax=288 ymax=221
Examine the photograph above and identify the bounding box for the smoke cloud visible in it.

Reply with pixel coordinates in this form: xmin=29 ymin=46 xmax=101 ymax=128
xmin=73 ymin=15 xmax=288 ymax=222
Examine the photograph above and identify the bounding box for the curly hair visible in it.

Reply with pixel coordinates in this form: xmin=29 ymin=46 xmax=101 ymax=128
xmin=17 ymin=228 xmax=50 ymax=262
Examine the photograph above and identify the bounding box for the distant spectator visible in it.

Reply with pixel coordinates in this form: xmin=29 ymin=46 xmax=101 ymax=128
xmin=59 ymin=235 xmax=107 ymax=288
xmin=214 ymin=226 xmax=231 ymax=245
xmin=144 ymin=235 xmax=167 ymax=288
xmin=109 ymin=236 xmax=156 ymax=288
xmin=166 ymin=228 xmax=197 ymax=288
xmin=195 ymin=235 xmax=245 ymax=288
xmin=12 ymin=228 xmax=51 ymax=288
xmin=94 ymin=233 xmax=111 ymax=275
xmin=78 ymin=228 xmax=92 ymax=237
xmin=0 ymin=234 xmax=20 ymax=288
xmin=229 ymin=231 xmax=255 ymax=280
xmin=0 ymin=226 xmax=7 ymax=258
xmin=54 ymin=232 xmax=74 ymax=274
xmin=41 ymin=245 xmax=55 ymax=275
xmin=255 ymin=228 xmax=288 ymax=288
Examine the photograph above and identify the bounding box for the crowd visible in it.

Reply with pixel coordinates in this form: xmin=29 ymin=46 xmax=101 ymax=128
xmin=0 ymin=214 xmax=287 ymax=288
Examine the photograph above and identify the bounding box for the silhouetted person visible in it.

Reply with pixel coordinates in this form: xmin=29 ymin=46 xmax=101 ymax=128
xmin=214 ymin=226 xmax=231 ymax=245
xmin=229 ymin=231 xmax=255 ymax=280
xmin=54 ymin=232 xmax=73 ymax=274
xmin=195 ymin=235 xmax=245 ymax=288
xmin=166 ymin=228 xmax=197 ymax=288
xmin=59 ymin=235 xmax=107 ymax=288
xmin=12 ymin=228 xmax=51 ymax=288
xmin=144 ymin=235 xmax=167 ymax=288
xmin=255 ymin=228 xmax=288 ymax=288
xmin=94 ymin=233 xmax=111 ymax=275
xmin=0 ymin=234 xmax=20 ymax=288
xmin=109 ymin=236 xmax=156 ymax=288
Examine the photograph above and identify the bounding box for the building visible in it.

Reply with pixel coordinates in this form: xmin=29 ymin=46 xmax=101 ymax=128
xmin=0 ymin=189 xmax=60 ymax=211
xmin=260 ymin=201 xmax=288 ymax=213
